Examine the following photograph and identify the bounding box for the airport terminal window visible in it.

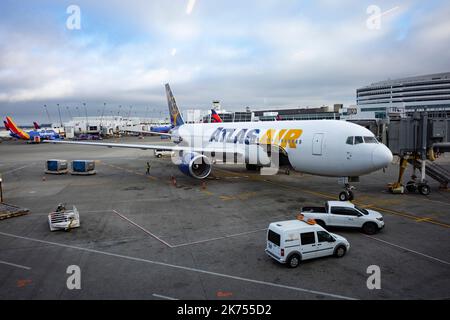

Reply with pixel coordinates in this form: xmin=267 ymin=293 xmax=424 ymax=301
xmin=300 ymin=232 xmax=315 ymax=245
xmin=354 ymin=136 xmax=364 ymax=144
xmin=346 ymin=136 xmax=354 ymax=145
xmin=364 ymin=136 xmax=378 ymax=143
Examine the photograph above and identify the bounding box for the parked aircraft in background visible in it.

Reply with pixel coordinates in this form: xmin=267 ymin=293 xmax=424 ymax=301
xmin=211 ymin=109 xmax=223 ymax=123
xmin=150 ymin=124 xmax=172 ymax=133
xmin=3 ymin=116 xmax=62 ymax=141
xmin=45 ymin=84 xmax=393 ymax=201
xmin=3 ymin=120 xmax=21 ymax=139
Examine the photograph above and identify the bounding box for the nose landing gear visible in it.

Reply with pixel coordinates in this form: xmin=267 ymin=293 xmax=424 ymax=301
xmin=339 ymin=184 xmax=355 ymax=201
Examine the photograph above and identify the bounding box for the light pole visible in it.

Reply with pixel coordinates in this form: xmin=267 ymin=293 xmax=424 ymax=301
xmin=57 ymin=103 xmax=63 ymax=127
xmin=44 ymin=104 xmax=52 ymax=123
xmin=0 ymin=175 xmax=3 ymax=203
xmin=83 ymin=103 xmax=88 ymax=132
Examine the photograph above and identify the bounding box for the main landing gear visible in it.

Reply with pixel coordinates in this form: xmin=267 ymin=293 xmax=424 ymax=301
xmin=339 ymin=184 xmax=355 ymax=201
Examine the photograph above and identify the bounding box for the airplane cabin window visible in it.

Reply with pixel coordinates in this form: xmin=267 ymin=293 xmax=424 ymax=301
xmin=346 ymin=136 xmax=354 ymax=145
xmin=355 ymin=136 xmax=364 ymax=144
xmin=364 ymin=136 xmax=378 ymax=143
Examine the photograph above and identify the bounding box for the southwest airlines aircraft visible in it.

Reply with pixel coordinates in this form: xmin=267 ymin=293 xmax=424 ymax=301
xmin=3 ymin=116 xmax=61 ymax=141
xmin=45 ymin=84 xmax=393 ymax=201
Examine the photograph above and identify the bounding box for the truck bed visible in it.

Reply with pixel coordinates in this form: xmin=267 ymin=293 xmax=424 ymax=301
xmin=301 ymin=206 xmax=327 ymax=213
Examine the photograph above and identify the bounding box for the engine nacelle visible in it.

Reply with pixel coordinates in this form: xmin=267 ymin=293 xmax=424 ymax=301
xmin=178 ymin=152 xmax=212 ymax=179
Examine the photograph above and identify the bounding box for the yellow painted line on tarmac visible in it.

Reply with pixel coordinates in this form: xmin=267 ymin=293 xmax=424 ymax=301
xmin=220 ymin=195 xmax=235 ymax=201
xmin=359 ymin=204 xmax=375 ymax=209
xmin=216 ymin=167 xmax=450 ymax=229
xmin=415 ymin=217 xmax=432 ymax=222
xmin=354 ymin=205 xmax=450 ymax=228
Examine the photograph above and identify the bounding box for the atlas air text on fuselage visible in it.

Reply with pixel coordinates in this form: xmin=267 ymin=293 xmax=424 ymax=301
xmin=208 ymin=127 xmax=303 ymax=149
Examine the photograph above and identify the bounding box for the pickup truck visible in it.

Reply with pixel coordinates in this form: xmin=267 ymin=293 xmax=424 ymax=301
xmin=301 ymin=201 xmax=384 ymax=235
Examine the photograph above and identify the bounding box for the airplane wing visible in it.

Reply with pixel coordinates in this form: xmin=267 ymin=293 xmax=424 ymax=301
xmin=42 ymin=140 xmax=243 ymax=155
xmin=123 ymin=129 xmax=173 ymax=137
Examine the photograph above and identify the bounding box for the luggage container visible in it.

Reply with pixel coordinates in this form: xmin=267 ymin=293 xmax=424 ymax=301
xmin=45 ymin=159 xmax=68 ymax=174
xmin=71 ymin=160 xmax=96 ymax=175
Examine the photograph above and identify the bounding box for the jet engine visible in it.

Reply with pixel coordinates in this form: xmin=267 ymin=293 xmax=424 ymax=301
xmin=178 ymin=152 xmax=212 ymax=179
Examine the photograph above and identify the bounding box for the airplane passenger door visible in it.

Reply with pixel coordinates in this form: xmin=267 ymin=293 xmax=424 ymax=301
xmin=312 ymin=133 xmax=324 ymax=156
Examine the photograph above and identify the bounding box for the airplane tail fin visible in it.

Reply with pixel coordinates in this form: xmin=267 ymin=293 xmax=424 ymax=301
xmin=6 ymin=116 xmax=30 ymax=140
xmin=33 ymin=121 xmax=40 ymax=130
xmin=165 ymin=83 xmax=185 ymax=127
xmin=3 ymin=120 xmax=10 ymax=131
xmin=211 ymin=109 xmax=223 ymax=123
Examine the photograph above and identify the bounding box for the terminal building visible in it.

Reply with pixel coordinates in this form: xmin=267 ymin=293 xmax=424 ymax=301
xmin=356 ymin=72 xmax=450 ymax=119
xmin=197 ymin=102 xmax=343 ymax=123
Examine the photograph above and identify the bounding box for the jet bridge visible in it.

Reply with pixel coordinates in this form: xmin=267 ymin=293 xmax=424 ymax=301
xmin=386 ymin=112 xmax=450 ymax=194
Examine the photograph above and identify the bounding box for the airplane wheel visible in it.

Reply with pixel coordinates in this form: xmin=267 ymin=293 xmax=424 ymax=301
xmin=406 ymin=181 xmax=417 ymax=193
xmin=339 ymin=191 xmax=349 ymax=201
xmin=418 ymin=184 xmax=430 ymax=196
xmin=348 ymin=190 xmax=354 ymax=201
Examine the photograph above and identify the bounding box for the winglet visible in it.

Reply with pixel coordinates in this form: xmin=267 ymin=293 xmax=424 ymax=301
xmin=165 ymin=84 xmax=185 ymax=127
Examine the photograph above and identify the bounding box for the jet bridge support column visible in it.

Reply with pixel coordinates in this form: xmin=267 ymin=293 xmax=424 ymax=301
xmin=420 ymin=113 xmax=428 ymax=184
xmin=389 ymin=157 xmax=408 ymax=194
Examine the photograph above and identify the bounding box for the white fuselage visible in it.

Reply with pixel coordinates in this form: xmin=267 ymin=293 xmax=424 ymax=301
xmin=173 ymin=120 xmax=393 ymax=177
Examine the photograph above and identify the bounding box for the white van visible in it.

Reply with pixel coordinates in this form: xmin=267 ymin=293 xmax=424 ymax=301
xmin=265 ymin=218 xmax=350 ymax=268
xmin=154 ymin=149 xmax=174 ymax=158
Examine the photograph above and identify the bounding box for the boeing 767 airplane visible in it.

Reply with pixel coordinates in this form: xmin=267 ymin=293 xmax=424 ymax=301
xmin=44 ymin=84 xmax=393 ymax=201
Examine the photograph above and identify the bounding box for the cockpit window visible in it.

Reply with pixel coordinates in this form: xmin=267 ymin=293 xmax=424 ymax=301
xmin=354 ymin=136 xmax=364 ymax=144
xmin=346 ymin=136 xmax=354 ymax=145
xmin=364 ymin=136 xmax=378 ymax=143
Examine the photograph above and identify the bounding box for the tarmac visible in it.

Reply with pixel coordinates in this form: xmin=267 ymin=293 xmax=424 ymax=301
xmin=0 ymin=136 xmax=449 ymax=300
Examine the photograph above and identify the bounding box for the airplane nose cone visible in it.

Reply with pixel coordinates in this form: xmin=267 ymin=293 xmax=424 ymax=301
xmin=372 ymin=145 xmax=393 ymax=169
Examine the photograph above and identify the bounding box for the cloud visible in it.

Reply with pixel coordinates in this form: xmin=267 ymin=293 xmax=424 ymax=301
xmin=0 ymin=0 xmax=449 ymax=124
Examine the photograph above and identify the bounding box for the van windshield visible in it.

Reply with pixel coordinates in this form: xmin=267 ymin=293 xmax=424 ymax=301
xmin=268 ymin=230 xmax=281 ymax=246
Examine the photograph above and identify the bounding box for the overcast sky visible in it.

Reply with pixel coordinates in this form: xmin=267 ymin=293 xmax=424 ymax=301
xmin=1 ymin=0 xmax=450 ymax=124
